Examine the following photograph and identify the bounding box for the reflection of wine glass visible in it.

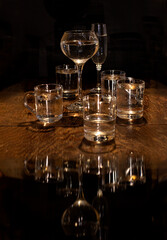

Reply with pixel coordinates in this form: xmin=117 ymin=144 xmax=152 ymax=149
xmin=93 ymin=174 xmax=109 ymax=240
xmin=60 ymin=30 xmax=99 ymax=111
xmin=82 ymin=152 xmax=109 ymax=240
xmin=91 ymin=23 xmax=107 ymax=92
xmin=61 ymin=155 xmax=99 ymax=237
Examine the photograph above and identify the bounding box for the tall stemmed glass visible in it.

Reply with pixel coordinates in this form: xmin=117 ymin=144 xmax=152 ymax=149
xmin=91 ymin=23 xmax=107 ymax=92
xmin=60 ymin=30 xmax=99 ymax=111
xmin=61 ymin=155 xmax=99 ymax=237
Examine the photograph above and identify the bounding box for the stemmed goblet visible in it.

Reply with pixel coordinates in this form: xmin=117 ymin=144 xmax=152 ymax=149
xmin=60 ymin=30 xmax=99 ymax=111
xmin=61 ymin=155 xmax=99 ymax=238
xmin=91 ymin=23 xmax=107 ymax=92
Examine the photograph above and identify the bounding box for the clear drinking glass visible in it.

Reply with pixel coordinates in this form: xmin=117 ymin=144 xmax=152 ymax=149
xmin=116 ymin=78 xmax=145 ymax=120
xmin=60 ymin=30 xmax=99 ymax=111
xmin=101 ymin=70 xmax=126 ymax=97
xmin=24 ymin=84 xmax=63 ymax=125
xmin=91 ymin=23 xmax=107 ymax=92
xmin=56 ymin=64 xmax=78 ymax=100
xmin=83 ymin=94 xmax=116 ymax=143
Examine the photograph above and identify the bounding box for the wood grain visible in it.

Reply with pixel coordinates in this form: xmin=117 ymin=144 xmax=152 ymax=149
xmin=0 ymin=81 xmax=167 ymax=179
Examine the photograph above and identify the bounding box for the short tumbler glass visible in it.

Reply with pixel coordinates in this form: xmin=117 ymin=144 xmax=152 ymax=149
xmin=83 ymin=94 xmax=116 ymax=143
xmin=101 ymin=70 xmax=126 ymax=97
xmin=56 ymin=64 xmax=78 ymax=100
xmin=116 ymin=78 xmax=145 ymax=120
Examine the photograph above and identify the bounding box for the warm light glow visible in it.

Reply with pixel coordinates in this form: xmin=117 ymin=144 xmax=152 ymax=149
xmin=129 ymin=84 xmax=136 ymax=90
xmin=78 ymin=200 xmax=82 ymax=206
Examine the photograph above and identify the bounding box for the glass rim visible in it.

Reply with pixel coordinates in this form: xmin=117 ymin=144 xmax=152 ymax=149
xmin=117 ymin=78 xmax=145 ymax=85
xmin=91 ymin=22 xmax=107 ymax=26
xmin=83 ymin=93 xmax=116 ymax=101
xmin=64 ymin=30 xmax=95 ymax=34
xmin=91 ymin=23 xmax=107 ymax=36
xmin=34 ymin=83 xmax=63 ymax=91
xmin=101 ymin=69 xmax=126 ymax=75
xmin=55 ymin=64 xmax=77 ymax=70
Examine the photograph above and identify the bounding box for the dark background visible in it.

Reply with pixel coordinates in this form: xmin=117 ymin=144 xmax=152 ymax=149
xmin=0 ymin=0 xmax=167 ymax=90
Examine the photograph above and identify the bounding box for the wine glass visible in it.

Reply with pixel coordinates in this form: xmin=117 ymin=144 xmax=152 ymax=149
xmin=61 ymin=155 xmax=99 ymax=237
xmin=60 ymin=30 xmax=99 ymax=111
xmin=91 ymin=23 xmax=107 ymax=92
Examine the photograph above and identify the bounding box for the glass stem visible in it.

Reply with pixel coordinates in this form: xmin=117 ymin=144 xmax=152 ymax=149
xmin=77 ymin=64 xmax=84 ymax=102
xmin=77 ymin=159 xmax=85 ymax=200
xmin=96 ymin=64 xmax=102 ymax=88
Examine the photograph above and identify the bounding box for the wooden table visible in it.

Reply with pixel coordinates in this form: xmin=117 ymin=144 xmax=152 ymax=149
xmin=0 ymin=80 xmax=167 ymax=240
xmin=0 ymin=80 xmax=167 ymax=179
xmin=0 ymin=83 xmax=167 ymax=180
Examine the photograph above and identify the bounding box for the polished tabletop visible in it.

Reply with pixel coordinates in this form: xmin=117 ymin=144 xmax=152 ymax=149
xmin=0 ymin=80 xmax=167 ymax=240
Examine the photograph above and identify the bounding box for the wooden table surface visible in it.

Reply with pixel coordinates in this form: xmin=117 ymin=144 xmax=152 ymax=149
xmin=0 ymin=80 xmax=167 ymax=180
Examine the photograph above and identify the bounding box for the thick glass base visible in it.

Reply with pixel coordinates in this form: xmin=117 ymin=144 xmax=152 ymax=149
xmin=90 ymin=86 xmax=101 ymax=93
xmin=79 ymin=138 xmax=116 ymax=153
xmin=84 ymin=131 xmax=115 ymax=143
xmin=117 ymin=111 xmax=143 ymax=120
xmin=67 ymin=100 xmax=83 ymax=112
xmin=116 ymin=116 xmax=146 ymax=126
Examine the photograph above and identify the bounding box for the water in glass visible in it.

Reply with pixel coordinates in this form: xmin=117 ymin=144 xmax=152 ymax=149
xmin=84 ymin=113 xmax=115 ymax=143
xmin=35 ymin=92 xmax=63 ymax=123
xmin=117 ymin=80 xmax=145 ymax=120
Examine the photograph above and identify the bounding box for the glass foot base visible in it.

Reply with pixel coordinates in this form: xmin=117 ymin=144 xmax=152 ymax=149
xmin=67 ymin=101 xmax=83 ymax=112
xmin=90 ymin=86 xmax=101 ymax=93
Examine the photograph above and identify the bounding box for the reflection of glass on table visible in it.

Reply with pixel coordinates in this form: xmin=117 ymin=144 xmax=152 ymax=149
xmin=124 ymin=151 xmax=146 ymax=186
xmin=61 ymin=154 xmax=99 ymax=237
